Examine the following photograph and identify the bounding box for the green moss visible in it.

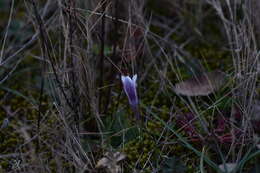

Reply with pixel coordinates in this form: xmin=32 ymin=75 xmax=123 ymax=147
xmin=0 ymin=81 xmax=52 ymax=171
xmin=122 ymin=132 xmax=158 ymax=169
xmin=0 ymin=161 xmax=8 ymax=170
xmin=186 ymin=44 xmax=232 ymax=71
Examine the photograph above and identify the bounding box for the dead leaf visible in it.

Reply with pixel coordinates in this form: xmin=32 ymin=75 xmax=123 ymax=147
xmin=173 ymin=70 xmax=227 ymax=96
xmin=96 ymin=157 xmax=110 ymax=168
xmin=96 ymin=151 xmax=126 ymax=173
xmin=218 ymin=163 xmax=237 ymax=173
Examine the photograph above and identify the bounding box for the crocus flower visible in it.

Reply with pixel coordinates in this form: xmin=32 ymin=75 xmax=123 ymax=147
xmin=121 ymin=74 xmax=138 ymax=106
xmin=121 ymin=74 xmax=140 ymax=119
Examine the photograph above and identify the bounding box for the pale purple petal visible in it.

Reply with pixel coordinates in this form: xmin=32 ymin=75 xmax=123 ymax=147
xmin=121 ymin=75 xmax=138 ymax=106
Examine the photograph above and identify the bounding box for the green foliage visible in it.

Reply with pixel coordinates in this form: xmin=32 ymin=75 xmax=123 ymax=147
xmin=103 ymin=110 xmax=139 ymax=148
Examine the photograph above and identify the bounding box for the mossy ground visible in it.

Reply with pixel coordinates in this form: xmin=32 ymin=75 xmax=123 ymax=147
xmin=0 ymin=30 xmax=235 ymax=173
xmin=1 ymin=1 xmax=258 ymax=173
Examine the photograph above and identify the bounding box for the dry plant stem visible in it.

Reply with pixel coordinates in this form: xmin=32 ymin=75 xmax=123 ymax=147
xmin=53 ymin=103 xmax=94 ymax=171
xmin=29 ymin=0 xmax=48 ymax=153
xmin=0 ymin=0 xmax=14 ymax=64
xmin=252 ymin=0 xmax=260 ymax=43
xmin=0 ymin=58 xmax=22 ymax=84
xmin=103 ymin=0 xmax=119 ymax=114
xmin=28 ymin=0 xmax=76 ymax=121
xmin=207 ymin=0 xmax=259 ymax=162
xmin=36 ymin=56 xmax=46 ymax=153
xmin=67 ymin=0 xmax=80 ymax=132
xmin=98 ymin=0 xmax=107 ymax=112
xmin=1 ymin=0 xmax=56 ymax=67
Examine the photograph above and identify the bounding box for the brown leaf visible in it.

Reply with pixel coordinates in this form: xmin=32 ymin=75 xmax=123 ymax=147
xmin=173 ymin=70 xmax=227 ymax=96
